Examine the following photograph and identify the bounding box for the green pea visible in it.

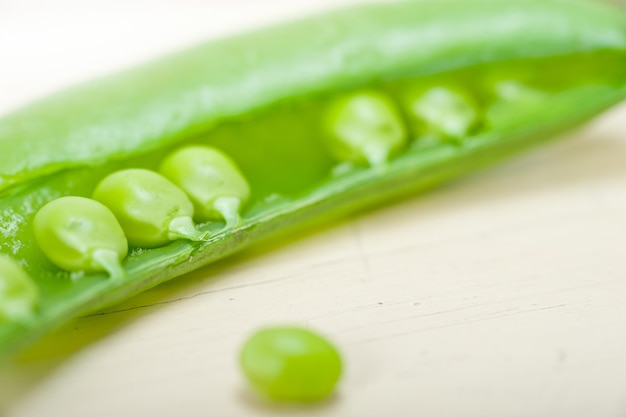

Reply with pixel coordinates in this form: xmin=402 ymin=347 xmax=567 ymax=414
xmin=92 ymin=169 xmax=205 ymax=248
xmin=492 ymin=80 xmax=546 ymax=103
xmin=324 ymin=91 xmax=408 ymax=167
xmin=486 ymin=80 xmax=547 ymax=128
xmin=405 ymin=85 xmax=481 ymax=143
xmin=239 ymin=326 xmax=342 ymax=403
xmin=33 ymin=196 xmax=127 ymax=279
xmin=159 ymin=146 xmax=250 ymax=228
xmin=482 ymin=65 xmax=543 ymax=102
xmin=0 ymin=255 xmax=39 ymax=322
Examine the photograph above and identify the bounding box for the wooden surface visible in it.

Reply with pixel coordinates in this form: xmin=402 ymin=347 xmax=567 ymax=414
xmin=1 ymin=2 xmax=626 ymax=416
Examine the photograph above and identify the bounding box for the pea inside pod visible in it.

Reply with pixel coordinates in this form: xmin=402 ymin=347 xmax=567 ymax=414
xmin=159 ymin=146 xmax=250 ymax=228
xmin=323 ymin=91 xmax=408 ymax=167
xmin=0 ymin=255 xmax=39 ymax=322
xmin=486 ymin=80 xmax=548 ymax=128
xmin=404 ymin=85 xmax=481 ymax=144
xmin=33 ymin=196 xmax=127 ymax=279
xmin=92 ymin=169 xmax=206 ymax=248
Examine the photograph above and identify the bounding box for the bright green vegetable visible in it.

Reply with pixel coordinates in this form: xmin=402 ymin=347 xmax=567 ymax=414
xmin=240 ymin=326 xmax=342 ymax=402
xmin=0 ymin=0 xmax=624 ymax=360
xmin=33 ymin=196 xmax=127 ymax=279
xmin=486 ymin=80 xmax=549 ymax=128
xmin=324 ymin=91 xmax=408 ymax=166
xmin=92 ymin=169 xmax=205 ymax=248
xmin=0 ymin=255 xmax=38 ymax=322
xmin=404 ymin=85 xmax=481 ymax=144
xmin=159 ymin=146 xmax=250 ymax=227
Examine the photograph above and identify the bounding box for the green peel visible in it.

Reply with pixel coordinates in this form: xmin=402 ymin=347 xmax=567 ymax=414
xmin=0 ymin=0 xmax=623 ymax=360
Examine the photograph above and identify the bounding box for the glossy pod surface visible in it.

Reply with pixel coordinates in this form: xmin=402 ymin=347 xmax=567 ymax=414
xmin=0 ymin=0 xmax=624 ymax=359
xmin=0 ymin=0 xmax=624 ymax=189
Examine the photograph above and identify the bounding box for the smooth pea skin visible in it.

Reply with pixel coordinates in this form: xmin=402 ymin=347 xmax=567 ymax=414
xmin=240 ymin=326 xmax=342 ymax=403
xmin=0 ymin=255 xmax=39 ymax=322
xmin=93 ymin=169 xmax=205 ymax=248
xmin=324 ymin=91 xmax=407 ymax=167
xmin=404 ymin=85 xmax=481 ymax=143
xmin=159 ymin=146 xmax=250 ymax=227
xmin=33 ymin=196 xmax=128 ymax=279
xmin=486 ymin=80 xmax=547 ymax=128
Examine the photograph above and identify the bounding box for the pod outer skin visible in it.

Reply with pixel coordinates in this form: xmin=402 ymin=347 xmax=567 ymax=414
xmin=0 ymin=0 xmax=624 ymax=192
xmin=0 ymin=0 xmax=625 ymax=360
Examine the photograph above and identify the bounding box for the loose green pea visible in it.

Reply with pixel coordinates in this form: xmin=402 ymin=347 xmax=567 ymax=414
xmin=0 ymin=255 xmax=39 ymax=322
xmin=324 ymin=91 xmax=408 ymax=167
xmin=239 ymin=326 xmax=342 ymax=403
xmin=159 ymin=146 xmax=250 ymax=227
xmin=33 ymin=196 xmax=127 ymax=279
xmin=92 ymin=169 xmax=205 ymax=248
xmin=405 ymin=85 xmax=481 ymax=143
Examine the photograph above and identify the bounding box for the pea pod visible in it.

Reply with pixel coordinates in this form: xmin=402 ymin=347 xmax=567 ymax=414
xmin=0 ymin=0 xmax=624 ymax=359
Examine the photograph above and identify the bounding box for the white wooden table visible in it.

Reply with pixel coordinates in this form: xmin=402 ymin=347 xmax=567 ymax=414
xmin=1 ymin=2 xmax=625 ymax=416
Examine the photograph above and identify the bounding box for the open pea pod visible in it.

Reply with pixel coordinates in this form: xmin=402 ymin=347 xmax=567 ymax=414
xmin=0 ymin=0 xmax=625 ymax=359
